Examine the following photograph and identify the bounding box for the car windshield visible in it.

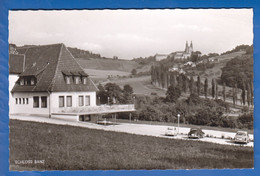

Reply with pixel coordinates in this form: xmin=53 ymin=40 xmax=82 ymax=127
xmin=236 ymin=132 xmax=246 ymax=136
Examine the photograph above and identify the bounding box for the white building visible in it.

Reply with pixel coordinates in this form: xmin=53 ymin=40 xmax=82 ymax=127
xmin=9 ymin=43 xmax=135 ymax=121
xmin=155 ymin=54 xmax=168 ymax=61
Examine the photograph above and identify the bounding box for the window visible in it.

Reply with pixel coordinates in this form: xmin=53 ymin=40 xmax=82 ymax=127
xmin=23 ymin=98 xmax=25 ymax=104
xmin=15 ymin=98 xmax=18 ymax=104
xmin=79 ymin=96 xmax=84 ymax=106
xmin=83 ymin=77 xmax=87 ymax=84
xmin=19 ymin=98 xmax=21 ymax=104
xmin=26 ymin=98 xmax=29 ymax=104
xmin=67 ymin=96 xmax=72 ymax=107
xmin=31 ymin=78 xmax=35 ymax=85
xmin=24 ymin=78 xmax=28 ymax=85
xmin=75 ymin=76 xmax=80 ymax=84
xmin=85 ymin=96 xmax=90 ymax=106
xmin=20 ymin=78 xmax=24 ymax=85
xmin=41 ymin=96 xmax=47 ymax=108
xmin=59 ymin=96 xmax=65 ymax=107
xmin=33 ymin=96 xmax=39 ymax=108
xmin=65 ymin=76 xmax=70 ymax=84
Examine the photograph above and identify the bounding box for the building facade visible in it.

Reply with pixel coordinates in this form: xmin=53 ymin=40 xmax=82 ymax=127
xmin=9 ymin=43 xmax=135 ymax=121
xmin=10 ymin=43 xmax=98 ymax=118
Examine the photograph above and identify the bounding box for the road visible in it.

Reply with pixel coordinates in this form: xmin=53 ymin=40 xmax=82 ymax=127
xmin=10 ymin=114 xmax=253 ymax=147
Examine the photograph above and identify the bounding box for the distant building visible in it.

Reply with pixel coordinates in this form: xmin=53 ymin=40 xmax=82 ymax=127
xmin=208 ymin=57 xmax=219 ymax=63
xmin=174 ymin=41 xmax=193 ymax=60
xmin=155 ymin=54 xmax=168 ymax=61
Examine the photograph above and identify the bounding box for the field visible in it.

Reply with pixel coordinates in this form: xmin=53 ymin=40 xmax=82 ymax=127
xmin=108 ymin=76 xmax=166 ymax=96
xmin=10 ymin=120 xmax=253 ymax=170
xmin=77 ymin=58 xmax=138 ymax=72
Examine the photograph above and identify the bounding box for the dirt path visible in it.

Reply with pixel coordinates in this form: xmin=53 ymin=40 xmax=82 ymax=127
xmin=10 ymin=114 xmax=253 ymax=147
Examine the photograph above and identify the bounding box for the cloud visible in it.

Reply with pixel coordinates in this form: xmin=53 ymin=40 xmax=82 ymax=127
xmin=82 ymin=42 xmax=103 ymax=51
xmin=31 ymin=32 xmax=65 ymax=39
xmin=171 ymin=24 xmax=212 ymax=32
xmin=99 ymin=33 xmax=155 ymax=43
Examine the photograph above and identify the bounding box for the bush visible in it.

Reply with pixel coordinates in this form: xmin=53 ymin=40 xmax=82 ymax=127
xmin=237 ymin=113 xmax=253 ymax=129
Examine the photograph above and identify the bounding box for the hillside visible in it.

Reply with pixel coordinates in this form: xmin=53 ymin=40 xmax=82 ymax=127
xmin=67 ymin=47 xmax=103 ymax=59
xmin=77 ymin=58 xmax=138 ymax=72
xmin=197 ymin=51 xmax=247 ymax=80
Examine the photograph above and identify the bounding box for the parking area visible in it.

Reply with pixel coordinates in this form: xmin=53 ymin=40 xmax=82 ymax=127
xmin=10 ymin=114 xmax=253 ymax=147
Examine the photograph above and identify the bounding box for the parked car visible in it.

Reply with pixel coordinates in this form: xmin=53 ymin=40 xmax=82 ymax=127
xmin=165 ymin=127 xmax=177 ymax=136
xmin=234 ymin=131 xmax=250 ymax=144
xmin=188 ymin=128 xmax=205 ymax=139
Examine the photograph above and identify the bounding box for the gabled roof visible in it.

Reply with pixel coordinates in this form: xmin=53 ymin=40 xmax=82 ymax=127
xmin=12 ymin=43 xmax=98 ymax=93
xmin=9 ymin=54 xmax=25 ymax=74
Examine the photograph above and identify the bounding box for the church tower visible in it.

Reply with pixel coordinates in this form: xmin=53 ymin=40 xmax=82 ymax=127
xmin=185 ymin=41 xmax=189 ymax=53
xmin=189 ymin=41 xmax=193 ymax=53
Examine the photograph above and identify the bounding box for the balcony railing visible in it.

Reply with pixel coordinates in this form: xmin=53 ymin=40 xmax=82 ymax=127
xmin=52 ymin=104 xmax=135 ymax=115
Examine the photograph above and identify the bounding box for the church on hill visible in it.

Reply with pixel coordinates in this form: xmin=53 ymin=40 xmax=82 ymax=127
xmin=174 ymin=41 xmax=193 ymax=60
xmin=155 ymin=41 xmax=194 ymax=62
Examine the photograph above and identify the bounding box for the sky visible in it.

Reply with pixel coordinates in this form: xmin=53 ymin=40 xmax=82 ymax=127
xmin=9 ymin=9 xmax=253 ymax=60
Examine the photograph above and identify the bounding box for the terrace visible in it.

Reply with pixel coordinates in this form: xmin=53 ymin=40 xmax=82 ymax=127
xmin=52 ymin=104 xmax=135 ymax=115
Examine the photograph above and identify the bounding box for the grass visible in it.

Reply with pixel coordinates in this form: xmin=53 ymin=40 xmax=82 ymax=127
xmin=107 ymin=76 xmax=166 ymax=97
xmin=9 ymin=120 xmax=254 ymax=170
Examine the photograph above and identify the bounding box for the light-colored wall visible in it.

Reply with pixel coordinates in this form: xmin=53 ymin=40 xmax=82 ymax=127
xmin=9 ymin=74 xmax=19 ymax=114
xmin=51 ymin=114 xmax=79 ymax=122
xmin=50 ymin=91 xmax=97 ymax=112
xmin=10 ymin=91 xmax=97 ymax=116
xmin=155 ymin=55 xmax=168 ymax=61
xmin=10 ymin=92 xmax=50 ymax=115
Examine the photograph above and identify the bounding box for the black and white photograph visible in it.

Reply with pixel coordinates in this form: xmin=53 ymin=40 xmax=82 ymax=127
xmin=8 ymin=9 xmax=254 ymax=170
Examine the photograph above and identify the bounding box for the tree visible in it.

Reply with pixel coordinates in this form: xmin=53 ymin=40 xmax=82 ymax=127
xmin=166 ymin=85 xmax=181 ymax=103
xmin=232 ymin=87 xmax=235 ymax=105
xmin=123 ymin=84 xmax=134 ymax=104
xmin=249 ymin=80 xmax=254 ymax=105
xmin=241 ymin=83 xmax=246 ymax=106
xmin=151 ymin=65 xmax=155 ymax=84
xmin=189 ymin=76 xmax=194 ymax=94
xmin=246 ymin=83 xmax=251 ymax=106
xmin=235 ymin=83 xmax=238 ymax=104
xmin=97 ymin=83 xmax=107 ymax=104
xmin=176 ymin=75 xmax=182 ymax=89
xmin=104 ymin=83 xmax=123 ymax=104
xmin=197 ymin=75 xmax=201 ymax=96
xmin=131 ymin=69 xmax=137 ymax=76
xmin=182 ymin=75 xmax=187 ymax=93
xmin=211 ymin=79 xmax=215 ymax=99
xmin=170 ymin=72 xmax=176 ymax=87
xmin=223 ymin=82 xmax=226 ymax=102
xmin=215 ymin=82 xmax=218 ymax=99
xmin=204 ymin=78 xmax=208 ymax=98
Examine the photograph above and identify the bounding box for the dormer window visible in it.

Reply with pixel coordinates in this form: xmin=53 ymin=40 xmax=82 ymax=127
xmin=31 ymin=78 xmax=35 ymax=85
xmin=20 ymin=78 xmax=24 ymax=85
xmin=19 ymin=76 xmax=36 ymax=86
xmin=75 ymin=76 xmax=80 ymax=84
xmin=83 ymin=77 xmax=87 ymax=84
xmin=66 ymin=76 xmax=71 ymax=84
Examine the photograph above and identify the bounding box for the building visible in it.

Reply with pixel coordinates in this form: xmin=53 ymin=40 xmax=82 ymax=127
xmin=155 ymin=41 xmax=194 ymax=62
xmin=9 ymin=51 xmax=26 ymax=114
xmin=174 ymin=41 xmax=193 ymax=60
xmin=155 ymin=54 xmax=168 ymax=61
xmin=9 ymin=43 xmax=135 ymax=121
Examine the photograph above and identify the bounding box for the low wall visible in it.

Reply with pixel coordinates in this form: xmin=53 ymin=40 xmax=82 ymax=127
xmin=51 ymin=113 xmax=79 ymax=122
